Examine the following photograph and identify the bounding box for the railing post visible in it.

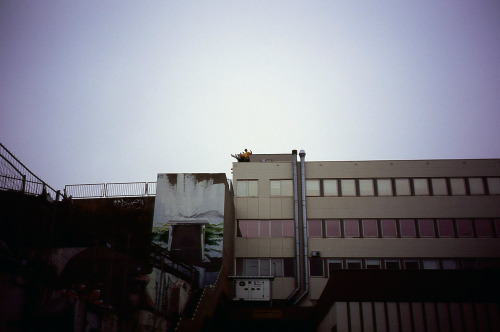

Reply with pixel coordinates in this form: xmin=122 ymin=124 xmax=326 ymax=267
xmin=22 ymin=174 xmax=26 ymax=194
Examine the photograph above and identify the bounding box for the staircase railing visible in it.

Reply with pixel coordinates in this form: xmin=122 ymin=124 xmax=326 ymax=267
xmin=0 ymin=143 xmax=61 ymax=200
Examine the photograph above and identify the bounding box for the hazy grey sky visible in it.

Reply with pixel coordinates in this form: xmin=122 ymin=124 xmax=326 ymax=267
xmin=1 ymin=1 xmax=499 ymax=191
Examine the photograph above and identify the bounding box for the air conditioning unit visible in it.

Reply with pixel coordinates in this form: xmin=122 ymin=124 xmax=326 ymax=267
xmin=230 ymin=277 xmax=274 ymax=301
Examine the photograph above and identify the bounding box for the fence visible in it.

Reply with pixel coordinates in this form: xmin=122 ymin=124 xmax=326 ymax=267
xmin=0 ymin=143 xmax=61 ymax=200
xmin=64 ymin=182 xmax=157 ymax=199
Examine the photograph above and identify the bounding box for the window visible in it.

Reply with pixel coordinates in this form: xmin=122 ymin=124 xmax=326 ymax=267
xmin=418 ymin=219 xmax=435 ymax=237
xmin=238 ymin=258 xmax=294 ymax=277
xmin=247 ymin=220 xmax=259 ymax=237
xmin=341 ymin=179 xmax=356 ymax=196
xmin=365 ymin=259 xmax=381 ymax=269
xmin=271 ymin=259 xmax=283 ymax=276
xmin=468 ymin=178 xmax=485 ymax=195
xmin=381 ymin=219 xmax=397 ymax=237
xmin=431 ymin=178 xmax=448 ymax=195
xmin=309 ymin=258 xmax=324 ymax=276
xmin=270 ymin=220 xmax=283 ymax=237
xmin=346 ymin=259 xmax=362 ymax=269
xmin=359 ymin=179 xmax=374 ymax=196
xmin=238 ymin=220 xmax=260 ymax=237
xmin=413 ymin=178 xmax=429 ymax=195
xmin=344 ymin=219 xmax=360 ymax=237
xmin=400 ymin=219 xmax=416 ymax=237
xmin=462 ymin=259 xmax=479 ymax=270
xmin=362 ymin=219 xmax=378 ymax=237
xmin=259 ymin=220 xmax=270 ymax=237
xmin=306 ymin=179 xmax=320 ymax=196
xmin=437 ymin=219 xmax=454 ymax=237
xmin=237 ymin=180 xmax=258 ymax=197
xmin=423 ymin=260 xmax=440 ymax=269
xmin=307 ymin=220 xmax=323 ymax=237
xmin=270 ymin=179 xmax=293 ymax=196
xmin=450 ymin=178 xmax=466 ymax=195
xmin=246 ymin=259 xmax=259 ymax=275
xmin=328 ymin=259 xmax=343 ymax=275
xmin=395 ymin=179 xmax=411 ymax=196
xmin=282 ymin=220 xmax=295 ymax=237
xmin=404 ymin=260 xmax=420 ymax=270
xmin=487 ymin=177 xmax=500 ymax=194
xmin=479 ymin=259 xmax=497 ymax=270
xmin=377 ymin=179 xmax=393 ymax=196
xmin=260 ymin=259 xmax=271 ymax=276
xmin=456 ymin=219 xmax=473 ymax=237
xmin=323 ymin=179 xmax=339 ymax=196
xmin=326 ymin=219 xmax=341 ymax=237
xmin=475 ymin=219 xmax=493 ymax=237
xmin=283 ymin=258 xmax=295 ymax=277
xmin=385 ymin=259 xmax=400 ymax=269
xmin=442 ymin=259 xmax=458 ymax=270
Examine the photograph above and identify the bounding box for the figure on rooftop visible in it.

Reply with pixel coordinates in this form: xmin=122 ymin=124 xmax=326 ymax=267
xmin=231 ymin=149 xmax=252 ymax=162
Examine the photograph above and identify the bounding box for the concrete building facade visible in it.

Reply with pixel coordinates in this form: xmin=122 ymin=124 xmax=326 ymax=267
xmin=231 ymin=151 xmax=500 ymax=331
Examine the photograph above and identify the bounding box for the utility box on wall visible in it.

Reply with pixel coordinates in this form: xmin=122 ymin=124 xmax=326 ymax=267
xmin=230 ymin=277 xmax=274 ymax=301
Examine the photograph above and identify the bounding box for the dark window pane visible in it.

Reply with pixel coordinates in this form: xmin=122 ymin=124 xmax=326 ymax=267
xmin=462 ymin=259 xmax=479 ymax=270
xmin=282 ymin=220 xmax=295 ymax=237
xmin=283 ymin=258 xmax=295 ymax=277
xmin=418 ymin=219 xmax=435 ymax=237
xmin=236 ymin=258 xmax=244 ymax=275
xmin=495 ymin=219 xmax=500 ymax=237
xmin=404 ymin=260 xmax=420 ymax=270
xmin=270 ymin=220 xmax=282 ymax=237
xmin=307 ymin=220 xmax=322 ymax=237
xmin=259 ymin=220 xmax=270 ymax=237
xmin=442 ymin=259 xmax=458 ymax=270
xmin=381 ymin=219 xmax=397 ymax=237
xmin=385 ymin=260 xmax=400 ymax=269
xmin=346 ymin=260 xmax=362 ymax=269
xmin=326 ymin=219 xmax=341 ymax=237
xmin=344 ymin=219 xmax=360 ymax=237
xmin=456 ymin=219 xmax=473 ymax=237
xmin=328 ymin=260 xmax=343 ymax=276
xmin=437 ymin=219 xmax=454 ymax=237
xmin=362 ymin=219 xmax=378 ymax=237
xmin=400 ymin=219 xmax=416 ymax=237
xmin=475 ymin=219 xmax=493 ymax=237
xmin=479 ymin=259 xmax=497 ymax=270
xmin=309 ymin=258 xmax=324 ymax=276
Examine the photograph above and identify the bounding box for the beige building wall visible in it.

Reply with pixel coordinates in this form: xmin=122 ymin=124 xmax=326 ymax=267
xmin=232 ymin=156 xmax=500 ymax=303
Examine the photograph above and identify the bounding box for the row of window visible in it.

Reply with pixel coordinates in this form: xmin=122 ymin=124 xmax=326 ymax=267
xmin=235 ymin=258 xmax=295 ymax=277
xmin=234 ymin=257 xmax=499 ymax=278
xmin=237 ymin=218 xmax=500 ymax=238
xmin=236 ymin=177 xmax=500 ymax=197
xmin=237 ymin=219 xmax=294 ymax=238
xmin=307 ymin=218 xmax=500 ymax=238
xmin=310 ymin=258 xmax=500 ymax=277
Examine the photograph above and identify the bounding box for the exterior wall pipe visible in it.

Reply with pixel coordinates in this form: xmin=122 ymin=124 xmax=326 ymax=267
xmin=287 ymin=150 xmax=301 ymax=301
xmin=294 ymin=149 xmax=309 ymax=305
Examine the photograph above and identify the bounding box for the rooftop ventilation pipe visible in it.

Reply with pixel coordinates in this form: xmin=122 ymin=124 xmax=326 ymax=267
xmin=287 ymin=150 xmax=301 ymax=301
xmin=294 ymin=149 xmax=309 ymax=305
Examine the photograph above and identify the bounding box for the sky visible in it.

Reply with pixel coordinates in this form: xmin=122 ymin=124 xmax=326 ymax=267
xmin=1 ymin=1 xmax=500 ymax=191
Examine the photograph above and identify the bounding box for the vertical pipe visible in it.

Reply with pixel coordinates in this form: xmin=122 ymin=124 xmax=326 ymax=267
xmin=287 ymin=150 xmax=301 ymax=301
xmin=294 ymin=150 xmax=309 ymax=305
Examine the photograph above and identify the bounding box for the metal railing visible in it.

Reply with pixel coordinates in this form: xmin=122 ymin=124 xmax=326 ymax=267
xmin=64 ymin=181 xmax=157 ymax=199
xmin=0 ymin=143 xmax=61 ymax=200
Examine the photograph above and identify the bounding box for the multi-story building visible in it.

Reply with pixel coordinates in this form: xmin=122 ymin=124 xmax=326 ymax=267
xmin=228 ymin=150 xmax=500 ymax=331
